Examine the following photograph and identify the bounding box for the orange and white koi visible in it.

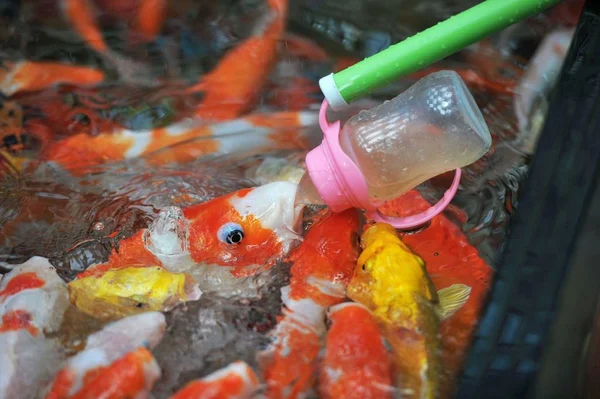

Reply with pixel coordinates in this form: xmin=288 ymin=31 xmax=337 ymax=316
xmin=347 ymin=223 xmax=471 ymax=399
xmin=0 ymin=257 xmax=70 ymax=399
xmin=170 ymin=361 xmax=259 ymax=399
xmin=258 ymin=209 xmax=361 ymax=398
xmin=44 ymin=311 xmax=166 ymax=399
xmin=35 ymin=109 xmax=318 ymax=174
xmin=77 ymin=182 xmax=304 ymax=286
xmin=319 ymin=302 xmax=393 ymax=399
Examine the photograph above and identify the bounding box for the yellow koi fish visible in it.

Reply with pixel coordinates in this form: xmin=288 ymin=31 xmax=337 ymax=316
xmin=68 ymin=266 xmax=202 ymax=320
xmin=347 ymin=223 xmax=471 ymax=399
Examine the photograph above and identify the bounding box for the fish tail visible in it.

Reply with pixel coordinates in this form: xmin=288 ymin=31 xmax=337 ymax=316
xmin=170 ymin=361 xmax=259 ymax=399
xmin=60 ymin=0 xmax=108 ymax=54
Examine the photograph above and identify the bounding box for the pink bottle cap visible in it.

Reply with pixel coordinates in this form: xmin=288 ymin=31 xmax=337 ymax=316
xmin=305 ymin=100 xmax=461 ymax=230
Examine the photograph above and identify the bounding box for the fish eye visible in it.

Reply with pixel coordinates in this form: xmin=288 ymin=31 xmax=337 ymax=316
xmin=217 ymin=223 xmax=245 ymax=245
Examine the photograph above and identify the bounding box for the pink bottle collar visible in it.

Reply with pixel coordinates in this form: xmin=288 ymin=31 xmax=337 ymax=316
xmin=305 ymin=100 xmax=461 ymax=230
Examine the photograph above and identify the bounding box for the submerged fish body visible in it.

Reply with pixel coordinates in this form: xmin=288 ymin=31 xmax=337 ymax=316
xmin=44 ymin=311 xmax=166 ymax=399
xmin=170 ymin=361 xmax=259 ymax=399
xmin=0 ymin=257 xmax=70 ymax=399
xmin=319 ymin=302 xmax=393 ymax=399
xmin=78 ymin=181 xmax=304 ymax=284
xmin=348 ymin=223 xmax=471 ymax=399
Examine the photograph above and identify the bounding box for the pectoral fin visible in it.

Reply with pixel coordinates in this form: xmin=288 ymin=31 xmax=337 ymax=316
xmin=435 ymin=284 xmax=471 ymax=321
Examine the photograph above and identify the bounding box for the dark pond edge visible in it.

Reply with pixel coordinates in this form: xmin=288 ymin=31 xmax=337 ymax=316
xmin=455 ymin=1 xmax=600 ymax=398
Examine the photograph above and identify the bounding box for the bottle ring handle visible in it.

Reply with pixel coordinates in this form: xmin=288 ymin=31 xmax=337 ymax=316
xmin=367 ymin=168 xmax=461 ymax=230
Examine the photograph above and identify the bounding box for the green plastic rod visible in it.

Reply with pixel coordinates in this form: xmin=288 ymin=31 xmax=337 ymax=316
xmin=319 ymin=0 xmax=563 ymax=110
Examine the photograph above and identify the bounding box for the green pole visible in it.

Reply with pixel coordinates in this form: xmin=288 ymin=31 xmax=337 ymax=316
xmin=320 ymin=0 xmax=563 ymax=110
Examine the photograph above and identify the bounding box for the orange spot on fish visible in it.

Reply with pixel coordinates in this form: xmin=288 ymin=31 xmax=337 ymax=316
xmin=46 ymin=347 xmax=157 ymax=399
xmin=170 ymin=362 xmax=259 ymax=399
xmin=0 ymin=272 xmax=45 ymax=298
xmin=185 ymin=194 xmax=283 ymax=271
xmin=40 ymin=133 xmax=135 ymax=173
xmin=0 ymin=310 xmax=39 ymax=336
xmin=76 ymin=231 xmax=161 ymax=279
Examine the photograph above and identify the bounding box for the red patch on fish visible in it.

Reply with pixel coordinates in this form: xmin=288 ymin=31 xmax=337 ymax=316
xmin=320 ymin=304 xmax=393 ymax=399
xmin=0 ymin=310 xmax=39 ymax=336
xmin=0 ymin=272 xmax=46 ymax=298
xmin=287 ymin=209 xmax=360 ymax=306
xmin=46 ymin=347 xmax=157 ymax=399
xmin=184 ymin=191 xmax=283 ymax=273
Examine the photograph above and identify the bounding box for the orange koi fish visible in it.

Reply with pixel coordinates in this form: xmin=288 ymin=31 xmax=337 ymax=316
xmin=259 ymin=209 xmax=360 ymax=398
xmin=78 ymin=182 xmax=304 ymax=282
xmin=45 ymin=311 xmax=166 ymax=399
xmin=0 ymin=257 xmax=70 ymax=399
xmin=374 ymin=190 xmax=493 ymax=396
xmin=191 ymin=0 xmax=288 ymax=121
xmin=319 ymin=302 xmax=393 ymax=399
xmin=0 ymin=61 xmax=105 ymax=97
xmin=170 ymin=361 xmax=259 ymax=399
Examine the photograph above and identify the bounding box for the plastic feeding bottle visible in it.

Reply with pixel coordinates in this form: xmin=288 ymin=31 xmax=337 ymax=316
xmin=296 ymin=70 xmax=492 ymax=229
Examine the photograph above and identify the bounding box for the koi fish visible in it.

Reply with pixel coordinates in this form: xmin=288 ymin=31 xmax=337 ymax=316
xmin=375 ymin=190 xmax=493 ymax=397
xmin=191 ymin=0 xmax=288 ymax=121
xmin=259 ymin=209 xmax=361 ymax=399
xmin=347 ymin=223 xmax=471 ymax=399
xmin=319 ymin=302 xmax=394 ymax=399
xmin=77 ymin=182 xmax=304 ymax=286
xmin=68 ymin=266 xmax=202 ymax=321
xmin=37 ymin=109 xmax=318 ymax=174
xmin=0 ymin=257 xmax=70 ymax=399
xmin=170 ymin=361 xmax=259 ymax=399
xmin=44 ymin=311 xmax=166 ymax=399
